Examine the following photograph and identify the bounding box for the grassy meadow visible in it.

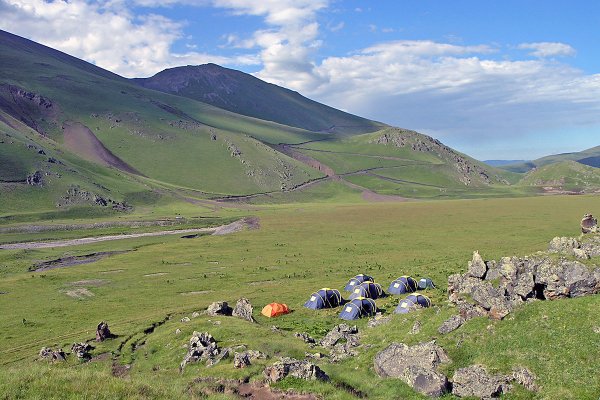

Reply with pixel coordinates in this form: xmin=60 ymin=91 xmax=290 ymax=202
xmin=1 ymin=195 xmax=599 ymax=399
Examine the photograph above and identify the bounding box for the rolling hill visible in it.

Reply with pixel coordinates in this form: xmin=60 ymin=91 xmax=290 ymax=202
xmin=517 ymin=160 xmax=600 ymax=194
xmin=133 ymin=63 xmax=382 ymax=135
xmin=500 ymin=145 xmax=600 ymax=173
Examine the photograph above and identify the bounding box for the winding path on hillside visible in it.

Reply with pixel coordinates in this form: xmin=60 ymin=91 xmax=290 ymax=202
xmin=0 ymin=218 xmax=255 ymax=250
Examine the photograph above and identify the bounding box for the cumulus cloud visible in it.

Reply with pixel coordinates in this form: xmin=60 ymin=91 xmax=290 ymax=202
xmin=518 ymin=42 xmax=576 ymax=58
xmin=0 ymin=0 xmax=257 ymax=77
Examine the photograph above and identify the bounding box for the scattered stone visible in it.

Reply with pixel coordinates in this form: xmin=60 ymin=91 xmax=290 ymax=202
xmin=264 ymin=358 xmax=329 ymax=383
xmin=581 ymin=214 xmax=598 ymax=234
xmin=180 ymin=317 xmax=191 ymax=323
xmin=294 ymin=332 xmax=316 ymax=344
xmin=191 ymin=312 xmax=200 ymax=318
xmin=305 ymin=352 xmax=327 ymax=360
xmin=438 ymin=315 xmax=465 ymax=334
xmin=233 ymin=350 xmax=266 ymax=368
xmin=368 ymin=313 xmax=392 ymax=328
xmin=374 ymin=341 xmax=450 ymax=397
xmin=593 ymin=326 xmax=600 ymax=334
xmin=71 ymin=342 xmax=93 ymax=360
xmin=39 ymin=347 xmax=66 ymax=362
xmin=270 ymin=325 xmax=280 ymax=332
xmin=175 ymin=328 xmax=181 ymax=335
xmin=206 ymin=347 xmax=230 ymax=367
xmin=320 ymin=324 xmax=361 ymax=362
xmin=451 ymin=365 xmax=511 ymax=398
xmin=26 ymin=171 xmax=44 ymax=186
xmin=206 ymin=301 xmax=232 ymax=316
xmin=410 ymin=320 xmax=421 ymax=335
xmin=512 ymin=367 xmax=538 ymax=392
xmin=232 ymin=298 xmax=255 ymax=323
xmin=96 ymin=321 xmax=113 ymax=342
xmin=180 ymin=331 xmax=221 ymax=371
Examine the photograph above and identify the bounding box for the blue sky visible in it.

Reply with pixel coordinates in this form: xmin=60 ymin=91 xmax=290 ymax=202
xmin=1 ymin=0 xmax=600 ymax=160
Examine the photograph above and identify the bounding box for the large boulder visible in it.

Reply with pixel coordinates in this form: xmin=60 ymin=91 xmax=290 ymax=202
xmin=581 ymin=214 xmax=598 ymax=234
xmin=263 ymin=358 xmax=329 ymax=383
xmin=467 ymin=251 xmax=488 ymax=278
xmin=233 ymin=350 xmax=266 ymax=369
xmin=374 ymin=341 xmax=450 ymax=397
xmin=206 ymin=301 xmax=232 ymax=316
xmin=232 ymin=298 xmax=255 ymax=323
xmin=451 ymin=365 xmax=511 ymax=398
xmin=535 ymin=259 xmax=600 ymax=299
xmin=320 ymin=324 xmax=360 ymax=362
xmin=71 ymin=342 xmax=93 ymax=360
xmin=39 ymin=347 xmax=66 ymax=362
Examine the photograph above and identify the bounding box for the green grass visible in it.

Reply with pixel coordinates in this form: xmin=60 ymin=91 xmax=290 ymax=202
xmin=1 ymin=195 xmax=599 ymax=399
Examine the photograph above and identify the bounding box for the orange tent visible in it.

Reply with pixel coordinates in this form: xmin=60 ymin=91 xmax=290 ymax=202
xmin=261 ymin=303 xmax=290 ymax=318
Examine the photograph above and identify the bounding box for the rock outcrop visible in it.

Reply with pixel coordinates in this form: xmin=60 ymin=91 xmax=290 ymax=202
xmin=319 ymin=324 xmax=360 ymax=362
xmin=39 ymin=347 xmax=66 ymax=362
xmin=232 ymin=298 xmax=255 ymax=323
xmin=451 ymin=365 xmax=511 ymax=398
xmin=26 ymin=171 xmax=44 ymax=186
xmin=438 ymin=315 xmax=465 ymax=334
xmin=71 ymin=342 xmax=92 ymax=360
xmin=374 ymin=341 xmax=450 ymax=397
xmin=233 ymin=350 xmax=266 ymax=369
xmin=263 ymin=358 xmax=329 ymax=383
xmin=180 ymin=331 xmax=224 ymax=370
xmin=581 ymin=214 xmax=598 ymax=234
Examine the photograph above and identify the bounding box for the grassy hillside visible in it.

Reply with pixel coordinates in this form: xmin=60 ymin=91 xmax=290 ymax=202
xmin=518 ymin=160 xmax=600 ymax=193
xmin=0 ymin=196 xmax=599 ymax=399
xmin=501 ymin=145 xmax=600 ymax=172
xmin=134 ymin=64 xmax=383 ymax=135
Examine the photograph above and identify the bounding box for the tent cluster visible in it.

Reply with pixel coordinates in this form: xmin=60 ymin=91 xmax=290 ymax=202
xmin=303 ymin=273 xmax=435 ymax=320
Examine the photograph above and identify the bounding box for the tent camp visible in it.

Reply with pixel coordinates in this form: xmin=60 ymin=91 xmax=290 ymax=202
xmin=304 ymin=288 xmax=343 ymax=310
xmin=261 ymin=303 xmax=290 ymax=318
xmin=394 ymin=293 xmax=431 ymax=314
xmin=349 ymin=281 xmax=385 ymax=300
xmin=344 ymin=274 xmax=375 ymax=291
xmin=388 ymin=276 xmax=418 ymax=295
xmin=339 ymin=297 xmax=377 ymax=320
xmin=417 ymin=278 xmax=436 ymax=289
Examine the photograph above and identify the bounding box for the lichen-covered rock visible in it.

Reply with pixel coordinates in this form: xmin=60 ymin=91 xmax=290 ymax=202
xmin=39 ymin=347 xmax=66 ymax=362
xmin=374 ymin=341 xmax=450 ymax=397
xmin=511 ymin=367 xmax=538 ymax=392
xmin=232 ymin=298 xmax=255 ymax=323
xmin=320 ymin=324 xmax=359 ymax=348
xmin=468 ymin=251 xmax=488 ymax=278
xmin=451 ymin=365 xmax=511 ymax=398
xmin=367 ymin=313 xmax=392 ymax=328
xmin=233 ymin=350 xmax=266 ymax=368
xmin=206 ymin=301 xmax=232 ymax=316
xmin=294 ymin=332 xmax=316 ymax=344
xmin=71 ymin=342 xmax=92 ymax=360
xmin=263 ymin=358 xmax=329 ymax=383
xmin=438 ymin=315 xmax=465 ymax=334
xmin=581 ymin=214 xmax=598 ymax=234
xmin=180 ymin=331 xmax=220 ymax=370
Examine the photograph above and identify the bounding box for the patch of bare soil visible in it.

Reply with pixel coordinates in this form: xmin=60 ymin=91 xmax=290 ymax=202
xmin=100 ymin=269 xmax=125 ymax=274
xmin=212 ymin=217 xmax=260 ymax=236
xmin=180 ymin=290 xmax=213 ymax=296
xmin=63 ymin=121 xmax=143 ymax=175
xmin=360 ymin=190 xmax=410 ymax=202
xmin=69 ymin=279 xmax=109 ymax=287
xmin=143 ymin=272 xmax=168 ymax=277
xmin=63 ymin=287 xmax=94 ymax=299
xmin=238 ymin=383 xmax=318 ymax=400
xmin=111 ymin=362 xmax=131 ymax=378
xmin=33 ymin=251 xmax=130 ymax=271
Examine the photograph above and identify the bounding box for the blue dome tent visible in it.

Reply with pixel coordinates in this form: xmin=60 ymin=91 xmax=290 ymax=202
xmin=344 ymin=274 xmax=374 ymax=291
xmin=349 ymin=281 xmax=385 ymax=300
xmin=417 ymin=277 xmax=436 ymax=290
xmin=388 ymin=276 xmax=418 ymax=295
xmin=339 ymin=297 xmax=377 ymax=320
xmin=304 ymin=288 xmax=343 ymax=310
xmin=394 ymin=293 xmax=431 ymax=314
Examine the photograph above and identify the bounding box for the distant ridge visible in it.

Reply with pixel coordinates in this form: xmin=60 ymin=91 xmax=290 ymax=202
xmin=500 ymin=145 xmax=600 ymax=172
xmin=483 ymin=160 xmax=527 ymax=167
xmin=133 ymin=64 xmax=382 ymax=134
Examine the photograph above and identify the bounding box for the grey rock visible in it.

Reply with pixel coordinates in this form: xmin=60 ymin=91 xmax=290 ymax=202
xmin=548 ymin=237 xmax=581 ymax=253
xmin=581 ymin=214 xmax=598 ymax=234
xmin=468 ymin=251 xmax=487 ymax=278
xmin=180 ymin=316 xmax=191 ymax=323
xmin=263 ymin=357 xmax=329 ymax=383
xmin=368 ymin=313 xmax=392 ymax=328
xmin=320 ymin=324 xmax=359 ymax=348
xmin=410 ymin=320 xmax=422 ymax=335
xmin=234 ymin=349 xmax=266 ymax=368
xmin=294 ymin=332 xmax=316 ymax=344
xmin=512 ymin=367 xmax=538 ymax=392
xmin=26 ymin=170 xmax=44 ymax=186
xmin=206 ymin=301 xmax=232 ymax=316
xmin=232 ymin=298 xmax=255 ymax=323
xmin=374 ymin=341 xmax=450 ymax=397
xmin=180 ymin=331 xmax=220 ymax=370
xmin=451 ymin=365 xmax=511 ymax=398
xmin=71 ymin=342 xmax=93 ymax=360
xmin=438 ymin=315 xmax=465 ymax=334
xmin=39 ymin=347 xmax=66 ymax=362
xmin=95 ymin=321 xmax=112 ymax=342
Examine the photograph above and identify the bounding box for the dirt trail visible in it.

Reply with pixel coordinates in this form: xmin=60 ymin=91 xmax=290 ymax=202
xmin=63 ymin=121 xmax=143 ymax=175
xmin=0 ymin=218 xmax=257 ymax=250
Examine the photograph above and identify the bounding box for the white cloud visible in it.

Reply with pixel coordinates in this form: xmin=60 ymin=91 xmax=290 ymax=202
xmin=329 ymin=21 xmax=344 ymax=32
xmin=518 ymin=42 xmax=576 ymax=58
xmin=0 ymin=0 xmax=257 ymax=77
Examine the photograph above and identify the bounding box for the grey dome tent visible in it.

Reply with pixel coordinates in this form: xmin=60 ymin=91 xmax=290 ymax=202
xmin=344 ymin=274 xmax=374 ymax=291
xmin=417 ymin=278 xmax=436 ymax=290
xmin=394 ymin=293 xmax=431 ymax=314
xmin=349 ymin=281 xmax=385 ymax=300
xmin=388 ymin=276 xmax=418 ymax=295
xmin=304 ymin=288 xmax=343 ymax=310
xmin=339 ymin=297 xmax=377 ymax=320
